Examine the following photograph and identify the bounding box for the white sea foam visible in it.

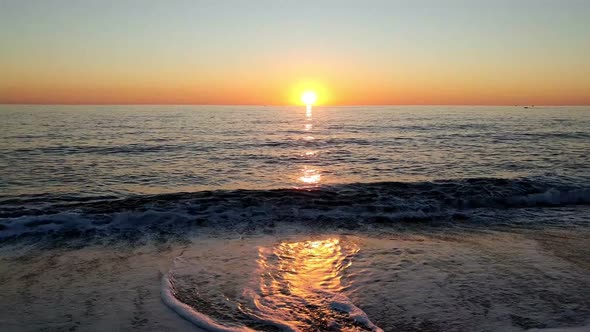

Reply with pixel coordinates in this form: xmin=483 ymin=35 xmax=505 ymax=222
xmin=162 ymin=269 xmax=255 ymax=332
xmin=160 ymin=237 xmax=384 ymax=332
xmin=1 ymin=179 xmax=589 ymax=242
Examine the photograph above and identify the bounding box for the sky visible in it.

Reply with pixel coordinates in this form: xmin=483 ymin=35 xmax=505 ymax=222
xmin=0 ymin=0 xmax=589 ymax=105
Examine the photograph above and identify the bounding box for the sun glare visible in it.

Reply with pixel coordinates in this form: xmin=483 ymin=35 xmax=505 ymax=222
xmin=301 ymin=91 xmax=317 ymax=106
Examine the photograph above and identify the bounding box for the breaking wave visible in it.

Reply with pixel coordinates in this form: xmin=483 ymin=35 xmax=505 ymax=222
xmin=1 ymin=176 xmax=589 ymax=242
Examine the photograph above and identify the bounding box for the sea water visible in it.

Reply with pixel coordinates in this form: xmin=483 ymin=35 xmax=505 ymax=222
xmin=0 ymin=105 xmax=589 ymax=331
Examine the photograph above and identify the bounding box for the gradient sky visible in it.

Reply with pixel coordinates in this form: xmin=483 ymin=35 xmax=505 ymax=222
xmin=1 ymin=0 xmax=589 ymax=105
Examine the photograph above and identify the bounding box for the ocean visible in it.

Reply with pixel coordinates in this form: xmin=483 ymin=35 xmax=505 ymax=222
xmin=1 ymin=105 xmax=589 ymax=331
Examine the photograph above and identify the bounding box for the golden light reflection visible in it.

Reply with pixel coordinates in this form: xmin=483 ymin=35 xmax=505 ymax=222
xmin=272 ymin=239 xmax=353 ymax=293
xmin=293 ymin=91 xmax=322 ymax=188
xmin=241 ymin=238 xmax=375 ymax=331
xmin=299 ymin=168 xmax=321 ymax=184
xmin=304 ymin=150 xmax=317 ymax=157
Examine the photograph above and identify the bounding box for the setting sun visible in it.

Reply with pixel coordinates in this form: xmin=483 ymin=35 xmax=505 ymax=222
xmin=301 ymin=91 xmax=317 ymax=106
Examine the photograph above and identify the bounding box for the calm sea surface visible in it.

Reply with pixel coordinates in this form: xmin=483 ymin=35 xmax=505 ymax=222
xmin=1 ymin=105 xmax=589 ymax=197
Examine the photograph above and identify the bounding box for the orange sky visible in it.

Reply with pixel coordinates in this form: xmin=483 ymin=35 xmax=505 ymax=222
xmin=2 ymin=69 xmax=588 ymax=106
xmin=1 ymin=1 xmax=589 ymax=105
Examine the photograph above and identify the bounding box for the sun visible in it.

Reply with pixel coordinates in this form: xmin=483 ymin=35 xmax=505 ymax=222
xmin=301 ymin=91 xmax=317 ymax=106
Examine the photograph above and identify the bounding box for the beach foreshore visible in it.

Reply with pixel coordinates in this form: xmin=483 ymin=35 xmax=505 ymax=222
xmin=1 ymin=224 xmax=589 ymax=332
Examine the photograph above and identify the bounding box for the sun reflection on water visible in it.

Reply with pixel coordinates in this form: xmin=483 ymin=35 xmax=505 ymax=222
xmin=296 ymin=103 xmax=324 ymax=187
xmin=304 ymin=150 xmax=317 ymax=157
xmin=270 ymin=239 xmax=353 ymax=294
xmin=299 ymin=167 xmax=321 ymax=185
xmin=239 ymin=238 xmax=381 ymax=331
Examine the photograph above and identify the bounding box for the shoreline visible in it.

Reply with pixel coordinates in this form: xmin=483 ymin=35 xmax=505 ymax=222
xmin=1 ymin=226 xmax=588 ymax=331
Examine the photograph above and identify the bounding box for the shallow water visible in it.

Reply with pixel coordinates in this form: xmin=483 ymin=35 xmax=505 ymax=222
xmin=166 ymin=236 xmax=380 ymax=332
xmin=1 ymin=228 xmax=589 ymax=331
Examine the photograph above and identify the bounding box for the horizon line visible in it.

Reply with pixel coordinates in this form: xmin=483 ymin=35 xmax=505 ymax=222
xmin=1 ymin=103 xmax=590 ymax=107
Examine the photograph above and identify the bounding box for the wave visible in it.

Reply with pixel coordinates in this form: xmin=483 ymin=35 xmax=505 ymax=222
xmin=161 ymin=238 xmax=383 ymax=332
xmin=162 ymin=270 xmax=256 ymax=332
xmin=1 ymin=177 xmax=589 ymax=242
xmin=9 ymin=143 xmax=190 ymax=155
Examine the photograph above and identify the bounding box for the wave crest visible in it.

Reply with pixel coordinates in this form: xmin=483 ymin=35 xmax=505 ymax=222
xmin=1 ymin=177 xmax=589 ymax=242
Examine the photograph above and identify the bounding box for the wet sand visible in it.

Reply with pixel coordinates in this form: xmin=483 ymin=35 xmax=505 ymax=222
xmin=1 ymin=226 xmax=589 ymax=331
